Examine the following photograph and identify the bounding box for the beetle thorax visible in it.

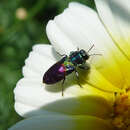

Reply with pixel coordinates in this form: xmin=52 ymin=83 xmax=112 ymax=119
xmin=69 ymin=51 xmax=86 ymax=66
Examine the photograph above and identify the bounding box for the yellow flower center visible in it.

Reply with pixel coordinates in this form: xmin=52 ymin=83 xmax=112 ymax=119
xmin=78 ymin=65 xmax=130 ymax=130
xmin=111 ymin=88 xmax=130 ymax=130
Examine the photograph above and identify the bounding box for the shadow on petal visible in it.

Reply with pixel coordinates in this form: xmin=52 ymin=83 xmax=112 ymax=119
xmin=21 ymin=95 xmax=112 ymax=119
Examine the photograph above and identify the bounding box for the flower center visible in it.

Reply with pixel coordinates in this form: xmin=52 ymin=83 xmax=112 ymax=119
xmin=111 ymin=88 xmax=130 ymax=130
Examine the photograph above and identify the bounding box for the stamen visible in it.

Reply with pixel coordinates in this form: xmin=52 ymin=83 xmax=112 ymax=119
xmin=111 ymin=89 xmax=130 ymax=130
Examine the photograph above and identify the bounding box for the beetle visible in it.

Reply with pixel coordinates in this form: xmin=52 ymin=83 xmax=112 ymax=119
xmin=43 ymin=45 xmax=97 ymax=96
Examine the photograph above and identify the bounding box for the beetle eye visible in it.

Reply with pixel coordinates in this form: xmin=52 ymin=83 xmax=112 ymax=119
xmin=80 ymin=50 xmax=86 ymax=56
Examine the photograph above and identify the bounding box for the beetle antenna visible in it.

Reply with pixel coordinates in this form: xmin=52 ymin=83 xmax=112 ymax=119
xmin=87 ymin=44 xmax=94 ymax=53
xmin=89 ymin=53 xmax=102 ymax=56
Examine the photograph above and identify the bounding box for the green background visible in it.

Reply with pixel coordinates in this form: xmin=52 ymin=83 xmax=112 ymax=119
xmin=0 ymin=0 xmax=95 ymax=129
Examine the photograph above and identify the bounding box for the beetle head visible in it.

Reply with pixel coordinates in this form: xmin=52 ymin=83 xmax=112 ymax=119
xmin=79 ymin=49 xmax=89 ymax=60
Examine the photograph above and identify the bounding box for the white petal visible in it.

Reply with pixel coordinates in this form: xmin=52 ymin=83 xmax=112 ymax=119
xmin=9 ymin=115 xmax=113 ymax=130
xmin=46 ymin=20 xmax=78 ymax=55
xmin=32 ymin=44 xmax=60 ymax=61
xmin=22 ymin=44 xmax=57 ymax=79
xmin=14 ymin=102 xmax=65 ymax=117
xmin=95 ymin=0 xmax=130 ymax=59
xmin=14 ymin=77 xmax=112 ymax=118
xmin=46 ymin=2 xmax=128 ymax=88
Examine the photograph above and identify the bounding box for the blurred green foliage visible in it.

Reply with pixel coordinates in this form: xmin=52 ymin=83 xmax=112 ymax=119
xmin=0 ymin=0 xmax=95 ymax=129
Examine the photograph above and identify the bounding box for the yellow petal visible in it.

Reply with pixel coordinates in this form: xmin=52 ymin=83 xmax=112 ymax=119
xmin=95 ymin=0 xmax=130 ymax=87
xmin=79 ymin=66 xmax=122 ymax=93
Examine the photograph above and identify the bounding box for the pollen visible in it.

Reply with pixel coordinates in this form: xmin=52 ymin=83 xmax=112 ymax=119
xmin=111 ymin=88 xmax=130 ymax=130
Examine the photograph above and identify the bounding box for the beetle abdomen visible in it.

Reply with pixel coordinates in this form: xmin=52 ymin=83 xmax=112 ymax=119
xmin=43 ymin=63 xmax=66 ymax=84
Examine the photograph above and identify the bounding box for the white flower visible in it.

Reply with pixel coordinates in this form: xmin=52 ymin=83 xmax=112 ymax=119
xmin=10 ymin=1 xmax=130 ymax=130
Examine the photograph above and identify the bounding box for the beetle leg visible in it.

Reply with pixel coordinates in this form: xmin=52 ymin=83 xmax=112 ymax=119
xmin=75 ymin=70 xmax=83 ymax=88
xmin=79 ymin=63 xmax=90 ymax=70
xmin=56 ymin=51 xmax=66 ymax=57
xmin=79 ymin=65 xmax=89 ymax=70
xmin=61 ymin=77 xmax=66 ymax=96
